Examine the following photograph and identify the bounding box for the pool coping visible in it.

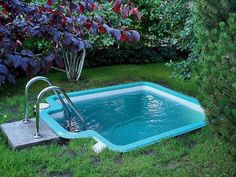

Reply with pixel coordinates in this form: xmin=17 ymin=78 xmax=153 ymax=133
xmin=40 ymin=81 xmax=207 ymax=152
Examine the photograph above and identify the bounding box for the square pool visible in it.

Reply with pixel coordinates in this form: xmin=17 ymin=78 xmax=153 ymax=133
xmin=40 ymin=82 xmax=206 ymax=152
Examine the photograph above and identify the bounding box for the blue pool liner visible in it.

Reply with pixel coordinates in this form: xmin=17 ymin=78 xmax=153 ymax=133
xmin=40 ymin=82 xmax=207 ymax=152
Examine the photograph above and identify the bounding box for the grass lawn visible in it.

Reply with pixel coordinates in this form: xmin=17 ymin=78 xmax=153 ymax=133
xmin=0 ymin=63 xmax=235 ymax=177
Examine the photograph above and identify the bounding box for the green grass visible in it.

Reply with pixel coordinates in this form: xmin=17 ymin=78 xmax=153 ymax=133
xmin=0 ymin=63 xmax=235 ymax=177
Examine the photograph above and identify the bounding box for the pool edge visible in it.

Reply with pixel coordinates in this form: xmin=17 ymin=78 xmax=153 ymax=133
xmin=40 ymin=81 xmax=207 ymax=152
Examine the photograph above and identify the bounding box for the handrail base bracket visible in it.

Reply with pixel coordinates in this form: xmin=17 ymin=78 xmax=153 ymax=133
xmin=33 ymin=133 xmax=42 ymax=139
xmin=22 ymin=119 xmax=31 ymax=124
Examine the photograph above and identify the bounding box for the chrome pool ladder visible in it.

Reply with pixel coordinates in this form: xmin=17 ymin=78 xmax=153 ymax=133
xmin=34 ymin=86 xmax=86 ymax=139
xmin=24 ymin=76 xmax=85 ymax=139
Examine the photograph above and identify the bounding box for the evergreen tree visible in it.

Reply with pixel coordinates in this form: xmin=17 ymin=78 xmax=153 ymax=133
xmin=195 ymin=0 xmax=236 ymax=143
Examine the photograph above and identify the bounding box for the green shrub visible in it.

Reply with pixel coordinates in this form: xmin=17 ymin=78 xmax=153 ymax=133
xmin=195 ymin=0 xmax=236 ymax=143
xmin=134 ymin=0 xmax=193 ymax=50
xmin=85 ymin=0 xmax=192 ymax=66
xmin=22 ymin=38 xmax=53 ymax=56
xmin=85 ymin=45 xmax=184 ymax=67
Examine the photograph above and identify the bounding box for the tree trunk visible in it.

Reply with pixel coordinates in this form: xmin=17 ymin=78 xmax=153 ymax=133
xmin=63 ymin=49 xmax=86 ymax=82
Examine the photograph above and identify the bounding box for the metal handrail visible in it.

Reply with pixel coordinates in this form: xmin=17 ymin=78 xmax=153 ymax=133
xmin=24 ymin=76 xmax=72 ymax=124
xmin=34 ymin=86 xmax=86 ymax=139
xmin=24 ymin=76 xmax=54 ymax=124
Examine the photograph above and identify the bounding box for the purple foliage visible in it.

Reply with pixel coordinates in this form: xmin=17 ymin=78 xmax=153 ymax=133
xmin=0 ymin=63 xmax=16 ymax=85
xmin=0 ymin=0 xmax=141 ymax=85
xmin=0 ymin=64 xmax=8 ymax=75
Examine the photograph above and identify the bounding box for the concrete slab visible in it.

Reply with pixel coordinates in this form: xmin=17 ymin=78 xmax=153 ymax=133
xmin=0 ymin=118 xmax=60 ymax=150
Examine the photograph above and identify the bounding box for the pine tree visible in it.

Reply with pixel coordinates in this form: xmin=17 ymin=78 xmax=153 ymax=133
xmin=195 ymin=0 xmax=236 ymax=143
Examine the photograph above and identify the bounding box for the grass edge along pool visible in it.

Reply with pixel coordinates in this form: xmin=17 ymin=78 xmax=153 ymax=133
xmin=40 ymin=82 xmax=207 ymax=152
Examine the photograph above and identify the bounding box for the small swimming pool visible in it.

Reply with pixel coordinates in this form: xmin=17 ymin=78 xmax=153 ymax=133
xmin=40 ymin=82 xmax=206 ymax=152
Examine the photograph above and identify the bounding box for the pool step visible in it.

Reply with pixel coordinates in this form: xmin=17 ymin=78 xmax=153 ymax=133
xmin=0 ymin=118 xmax=60 ymax=150
xmin=92 ymin=141 xmax=107 ymax=153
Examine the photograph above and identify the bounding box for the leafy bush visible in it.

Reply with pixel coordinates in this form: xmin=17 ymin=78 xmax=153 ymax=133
xmin=86 ymin=1 xmax=134 ymax=49
xmin=134 ymin=0 xmax=193 ymax=49
xmin=153 ymin=0 xmax=196 ymax=80
xmin=0 ymin=0 xmax=141 ymax=85
xmin=86 ymin=0 xmax=193 ymax=67
xmin=85 ymin=45 xmax=184 ymax=67
xmin=195 ymin=0 xmax=236 ymax=143
xmin=22 ymin=38 xmax=53 ymax=56
xmin=131 ymin=0 xmax=196 ymax=79
xmin=0 ymin=1 xmax=61 ymax=85
xmin=86 ymin=47 xmax=163 ymax=67
xmin=88 ymin=0 xmax=195 ymax=69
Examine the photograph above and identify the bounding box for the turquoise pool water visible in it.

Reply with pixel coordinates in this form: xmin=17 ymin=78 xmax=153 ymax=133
xmin=42 ymin=82 xmax=206 ymax=152
xmin=56 ymin=90 xmax=204 ymax=146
